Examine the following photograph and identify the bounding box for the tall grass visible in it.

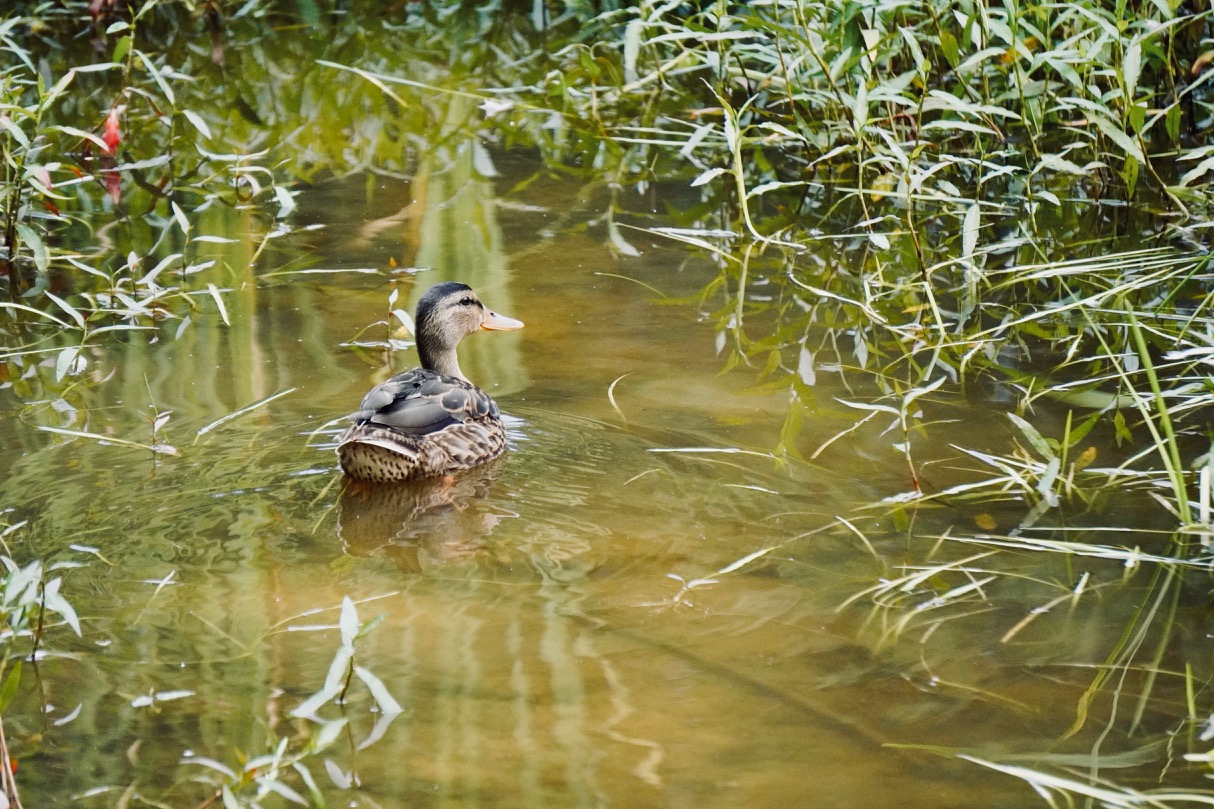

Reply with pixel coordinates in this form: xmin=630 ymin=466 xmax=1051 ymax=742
xmin=5 ymin=1 xmax=1214 ymax=804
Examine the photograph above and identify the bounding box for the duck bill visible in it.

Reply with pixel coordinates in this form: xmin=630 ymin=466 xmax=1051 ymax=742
xmin=481 ymin=309 xmax=524 ymax=331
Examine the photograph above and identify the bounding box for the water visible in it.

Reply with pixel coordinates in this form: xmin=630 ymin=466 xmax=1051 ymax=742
xmin=2 ymin=169 xmax=1210 ymax=806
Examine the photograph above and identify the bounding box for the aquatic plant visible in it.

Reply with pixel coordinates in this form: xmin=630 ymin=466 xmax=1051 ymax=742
xmin=0 ymin=518 xmax=82 ymax=809
xmin=3 ymin=0 xmax=1214 ymax=805
xmin=182 ymin=597 xmax=402 ymax=807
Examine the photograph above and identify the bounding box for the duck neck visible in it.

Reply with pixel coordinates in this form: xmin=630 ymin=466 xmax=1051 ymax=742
xmin=419 ymin=341 xmax=465 ymax=380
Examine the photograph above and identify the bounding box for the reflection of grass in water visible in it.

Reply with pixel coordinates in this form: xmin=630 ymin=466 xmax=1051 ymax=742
xmin=5 ymin=1 xmax=1214 ymax=804
xmin=676 ymin=236 xmax=1214 ymax=798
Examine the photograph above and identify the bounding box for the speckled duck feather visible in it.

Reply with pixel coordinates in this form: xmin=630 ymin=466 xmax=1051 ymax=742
xmin=337 ymin=368 xmax=508 ymax=483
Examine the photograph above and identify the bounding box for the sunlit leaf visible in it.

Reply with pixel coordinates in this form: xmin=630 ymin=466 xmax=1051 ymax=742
xmin=182 ymin=756 xmax=238 ymax=779
xmin=43 ymin=577 xmax=81 ymax=635
xmin=715 ymin=546 xmax=777 ymax=576
xmin=137 ymin=49 xmax=174 ymax=105
xmin=623 ymin=18 xmax=642 ymax=84
xmin=139 ymin=253 xmax=183 ymax=287
xmin=1123 ymin=41 xmax=1141 ymax=102
xmin=392 ymin=308 xmax=414 ymax=334
xmin=50 ymin=125 xmax=109 ymax=152
xmin=962 ymin=203 xmax=980 ymax=260
xmin=45 ymin=292 xmax=86 ymax=329
xmin=1088 ymin=111 xmax=1144 ymax=162
xmin=757 ymin=121 xmax=807 ymax=143
xmin=339 ymin=596 xmax=358 ymax=647
xmin=354 ymin=665 xmax=404 ymax=715
xmin=290 ymin=676 xmax=342 ymax=719
xmin=0 ymin=117 xmax=30 ymax=149
xmin=207 ymin=283 xmax=230 ymax=326
xmin=691 ymin=167 xmax=728 ymax=187
xmin=171 ymin=202 xmax=190 ymax=235
xmin=1008 ymin=413 xmax=1054 ymax=459
xmin=273 ymin=185 xmax=296 ymax=218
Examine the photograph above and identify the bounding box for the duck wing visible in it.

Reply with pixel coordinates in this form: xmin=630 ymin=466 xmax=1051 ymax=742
xmin=347 ymin=369 xmax=498 ymax=436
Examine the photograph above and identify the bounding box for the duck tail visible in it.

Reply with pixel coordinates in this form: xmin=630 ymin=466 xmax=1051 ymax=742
xmin=337 ymin=423 xmax=430 ymax=483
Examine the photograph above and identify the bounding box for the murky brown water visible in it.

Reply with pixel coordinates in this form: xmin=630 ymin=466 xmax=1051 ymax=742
xmin=2 ymin=166 xmax=1211 ymax=807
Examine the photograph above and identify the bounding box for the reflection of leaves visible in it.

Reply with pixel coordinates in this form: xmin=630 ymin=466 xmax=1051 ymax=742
xmin=0 ymin=661 xmax=22 ymax=712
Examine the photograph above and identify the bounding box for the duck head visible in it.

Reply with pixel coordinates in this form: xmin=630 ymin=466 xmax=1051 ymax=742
xmin=415 ymin=282 xmax=524 ymax=380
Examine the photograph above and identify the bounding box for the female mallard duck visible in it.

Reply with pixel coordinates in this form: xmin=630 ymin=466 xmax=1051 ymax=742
xmin=337 ymin=282 xmax=523 ymax=483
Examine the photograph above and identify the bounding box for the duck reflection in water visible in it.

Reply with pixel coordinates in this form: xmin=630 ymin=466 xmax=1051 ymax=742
xmin=335 ymin=458 xmax=514 ymax=571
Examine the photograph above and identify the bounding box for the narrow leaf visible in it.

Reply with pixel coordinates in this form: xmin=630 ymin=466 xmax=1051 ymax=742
xmin=339 ymin=597 xmax=358 ymax=647
xmin=1008 ymin=413 xmax=1054 ymax=459
xmin=962 ymin=203 xmax=980 ymax=260
xmin=354 ymin=665 xmax=404 ymax=715
xmin=0 ymin=661 xmax=22 ymax=712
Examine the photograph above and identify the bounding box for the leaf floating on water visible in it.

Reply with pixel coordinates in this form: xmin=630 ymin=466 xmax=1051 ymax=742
xmin=974 ymin=513 xmax=997 ymax=531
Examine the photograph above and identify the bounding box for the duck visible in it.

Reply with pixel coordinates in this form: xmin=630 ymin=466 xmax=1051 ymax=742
xmin=337 ymin=282 xmax=524 ymax=483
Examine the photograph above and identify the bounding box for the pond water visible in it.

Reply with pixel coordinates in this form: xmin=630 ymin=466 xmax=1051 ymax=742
xmin=2 ymin=158 xmax=1211 ymax=807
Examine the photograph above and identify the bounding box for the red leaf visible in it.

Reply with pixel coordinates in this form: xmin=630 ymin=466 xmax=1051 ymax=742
xmin=103 ymin=108 xmax=121 ymax=154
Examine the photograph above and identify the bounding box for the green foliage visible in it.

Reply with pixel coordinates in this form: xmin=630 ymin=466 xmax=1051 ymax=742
xmin=0 ymin=521 xmax=84 ymax=808
xmin=184 ymin=597 xmax=402 ymax=807
xmin=4 ymin=2 xmax=1214 ymax=804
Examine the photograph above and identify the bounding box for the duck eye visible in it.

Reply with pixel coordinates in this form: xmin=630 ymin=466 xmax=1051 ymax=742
xmin=459 ymin=297 xmax=474 ymax=306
